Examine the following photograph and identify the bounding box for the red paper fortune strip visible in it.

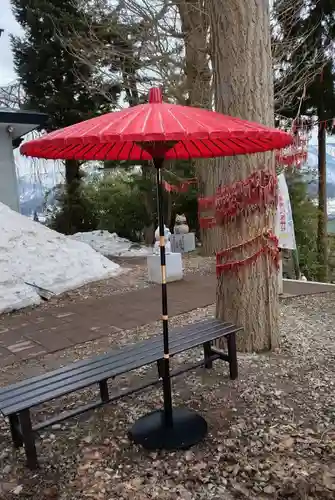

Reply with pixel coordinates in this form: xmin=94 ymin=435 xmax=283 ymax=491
xmin=275 ymin=124 xmax=309 ymax=169
xmin=163 ymin=178 xmax=197 ymax=193
xmin=214 ymin=169 xmax=277 ymax=223
xmin=197 ymin=196 xmax=215 ymax=211
xmin=276 ymin=151 xmax=307 ymax=167
xmin=216 ymin=230 xmax=279 ymax=276
xmin=199 ymin=216 xmax=217 ymax=229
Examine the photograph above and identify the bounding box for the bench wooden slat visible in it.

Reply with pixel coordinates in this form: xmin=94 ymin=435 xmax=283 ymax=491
xmin=0 ymin=319 xmax=227 ymax=406
xmin=0 ymin=317 xmax=242 ymax=471
xmin=1 ymin=324 xmax=240 ymax=416
xmin=0 ymin=319 xmax=223 ymax=398
xmin=0 ymin=321 xmax=241 ymax=415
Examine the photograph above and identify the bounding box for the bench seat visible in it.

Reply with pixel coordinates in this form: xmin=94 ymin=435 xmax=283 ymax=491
xmin=0 ymin=317 xmax=242 ymax=469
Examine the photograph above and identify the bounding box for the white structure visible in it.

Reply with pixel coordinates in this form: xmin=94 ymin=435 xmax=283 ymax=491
xmin=153 ymin=224 xmax=171 ymax=254
xmin=147 ymin=253 xmax=183 ymax=284
xmin=148 ymin=224 xmax=183 ymax=283
xmin=0 ymin=108 xmax=47 ymax=211
xmin=275 ymin=173 xmax=297 ymax=295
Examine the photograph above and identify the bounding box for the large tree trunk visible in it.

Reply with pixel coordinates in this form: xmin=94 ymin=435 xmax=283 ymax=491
xmin=141 ymin=166 xmax=155 ymax=244
xmin=177 ymin=0 xmax=210 ymax=108
xmin=65 ymin=159 xmax=81 ymax=184
xmin=208 ymin=0 xmax=279 ymax=351
xmin=177 ymin=0 xmax=215 ymax=254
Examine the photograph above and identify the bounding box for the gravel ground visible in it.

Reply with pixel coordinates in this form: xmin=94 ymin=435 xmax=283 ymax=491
xmin=1 ymin=293 xmax=335 ymax=499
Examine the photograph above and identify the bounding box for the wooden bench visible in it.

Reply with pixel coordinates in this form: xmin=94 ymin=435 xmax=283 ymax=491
xmin=0 ymin=318 xmax=242 ymax=469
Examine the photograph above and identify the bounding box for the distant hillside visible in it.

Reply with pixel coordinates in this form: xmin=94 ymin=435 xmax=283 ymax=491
xmin=305 ymin=142 xmax=335 ymax=197
xmin=19 ymin=179 xmax=58 ymax=216
xmin=19 ymin=180 xmax=45 ymax=215
xmin=307 ymin=182 xmax=335 ymax=198
xmin=306 ymin=142 xmax=335 ymax=179
xmin=328 ymin=219 xmax=335 ymax=234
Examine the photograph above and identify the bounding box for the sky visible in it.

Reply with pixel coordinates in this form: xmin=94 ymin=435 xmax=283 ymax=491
xmin=0 ymin=0 xmax=23 ymax=85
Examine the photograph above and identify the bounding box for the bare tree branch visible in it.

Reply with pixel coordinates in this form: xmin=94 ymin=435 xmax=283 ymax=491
xmin=12 ymin=0 xmax=326 ymax=119
xmin=271 ymin=0 xmax=326 ymax=113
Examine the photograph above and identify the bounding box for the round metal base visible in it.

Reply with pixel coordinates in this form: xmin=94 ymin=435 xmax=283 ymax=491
xmin=129 ymin=408 xmax=208 ymax=450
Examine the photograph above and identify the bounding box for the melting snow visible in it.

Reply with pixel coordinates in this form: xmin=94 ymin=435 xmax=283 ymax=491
xmin=0 ymin=203 xmax=122 ymax=314
xmin=70 ymin=230 xmax=152 ymax=257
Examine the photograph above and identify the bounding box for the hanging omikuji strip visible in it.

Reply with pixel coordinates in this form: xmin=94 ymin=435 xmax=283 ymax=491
xmin=216 ymin=230 xmax=280 ymax=275
xmin=197 ymin=169 xmax=277 ymax=226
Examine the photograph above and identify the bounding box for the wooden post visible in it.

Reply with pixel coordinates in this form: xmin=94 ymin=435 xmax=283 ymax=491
xmin=278 ymin=251 xmax=283 ymax=295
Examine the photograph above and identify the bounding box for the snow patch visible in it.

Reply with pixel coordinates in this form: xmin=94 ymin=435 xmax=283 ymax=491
xmin=0 ymin=271 xmax=41 ymax=314
xmin=0 ymin=203 xmax=123 ymax=314
xmin=70 ymin=230 xmax=152 ymax=257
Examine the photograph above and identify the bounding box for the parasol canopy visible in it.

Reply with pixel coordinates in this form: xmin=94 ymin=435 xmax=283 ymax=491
xmin=20 ymin=88 xmax=292 ymax=161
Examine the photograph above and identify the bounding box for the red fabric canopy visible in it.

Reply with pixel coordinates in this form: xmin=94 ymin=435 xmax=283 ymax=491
xmin=20 ymin=88 xmax=292 ymax=161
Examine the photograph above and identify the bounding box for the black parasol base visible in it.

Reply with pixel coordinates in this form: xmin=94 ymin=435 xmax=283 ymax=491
xmin=129 ymin=407 xmax=208 ymax=450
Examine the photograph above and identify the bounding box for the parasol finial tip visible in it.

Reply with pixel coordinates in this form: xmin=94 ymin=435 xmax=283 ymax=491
xmin=148 ymin=87 xmax=163 ymax=104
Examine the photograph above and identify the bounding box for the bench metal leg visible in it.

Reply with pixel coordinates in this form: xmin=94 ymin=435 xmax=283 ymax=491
xmin=18 ymin=409 xmax=38 ymax=470
xmin=99 ymin=379 xmax=109 ymax=403
xmin=157 ymin=359 xmax=164 ymax=379
xmin=9 ymin=413 xmax=23 ymax=448
xmin=203 ymin=342 xmax=213 ymax=369
xmin=227 ymin=332 xmax=238 ymax=380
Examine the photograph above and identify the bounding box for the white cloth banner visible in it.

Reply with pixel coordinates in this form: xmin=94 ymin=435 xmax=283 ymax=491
xmin=275 ymin=173 xmax=296 ymax=250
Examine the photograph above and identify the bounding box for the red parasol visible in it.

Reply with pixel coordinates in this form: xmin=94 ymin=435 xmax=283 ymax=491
xmin=21 ymin=88 xmax=293 ymax=453
xmin=21 ymin=87 xmax=291 ymax=161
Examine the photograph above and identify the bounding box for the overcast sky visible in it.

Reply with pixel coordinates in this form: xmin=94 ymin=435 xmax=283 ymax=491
xmin=0 ymin=0 xmax=23 ymax=85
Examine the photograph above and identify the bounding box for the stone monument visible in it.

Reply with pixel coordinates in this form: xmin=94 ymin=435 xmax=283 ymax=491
xmin=170 ymin=214 xmax=196 ymax=253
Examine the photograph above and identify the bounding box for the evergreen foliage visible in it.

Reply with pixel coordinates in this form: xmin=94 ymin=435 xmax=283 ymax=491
xmin=11 ymin=0 xmax=118 ymax=130
xmin=273 ymin=0 xmax=335 ymax=280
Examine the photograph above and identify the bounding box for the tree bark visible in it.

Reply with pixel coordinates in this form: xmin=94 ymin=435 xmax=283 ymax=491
xmin=208 ymin=0 xmax=279 ymax=351
xmin=141 ymin=166 xmax=155 ymax=244
xmin=177 ymin=0 xmax=210 ymax=108
xmin=65 ymin=159 xmax=81 ymax=184
xmin=177 ymin=0 xmax=216 ymax=254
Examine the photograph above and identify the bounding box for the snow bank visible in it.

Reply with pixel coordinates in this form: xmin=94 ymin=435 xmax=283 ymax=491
xmin=0 ymin=203 xmax=123 ymax=314
xmin=0 ymin=270 xmax=42 ymax=313
xmin=70 ymin=230 xmax=152 ymax=257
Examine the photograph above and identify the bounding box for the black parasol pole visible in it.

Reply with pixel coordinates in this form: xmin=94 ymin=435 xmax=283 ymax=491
xmin=154 ymin=158 xmax=173 ymax=427
xmin=129 ymin=154 xmax=207 ymax=451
